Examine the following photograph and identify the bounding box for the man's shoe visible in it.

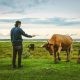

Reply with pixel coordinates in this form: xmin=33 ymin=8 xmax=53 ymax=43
xmin=13 ymin=65 xmax=16 ymax=68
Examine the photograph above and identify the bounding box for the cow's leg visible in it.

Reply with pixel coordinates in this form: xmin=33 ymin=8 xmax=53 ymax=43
xmin=66 ymin=48 xmax=70 ymax=62
xmin=50 ymin=45 xmax=57 ymax=63
xmin=57 ymin=46 xmax=62 ymax=61
xmin=57 ymin=52 xmax=61 ymax=61
xmin=50 ymin=45 xmax=58 ymax=63
xmin=54 ymin=51 xmax=57 ymax=63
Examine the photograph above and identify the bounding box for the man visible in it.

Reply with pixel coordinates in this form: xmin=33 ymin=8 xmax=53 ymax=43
xmin=11 ymin=21 xmax=35 ymax=68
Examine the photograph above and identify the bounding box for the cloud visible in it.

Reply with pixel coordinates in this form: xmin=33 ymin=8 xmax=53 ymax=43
xmin=49 ymin=18 xmax=80 ymax=26
xmin=0 ymin=0 xmax=51 ymax=14
xmin=0 ymin=17 xmax=80 ymax=26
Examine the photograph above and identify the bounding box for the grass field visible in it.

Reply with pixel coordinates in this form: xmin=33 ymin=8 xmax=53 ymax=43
xmin=0 ymin=41 xmax=80 ymax=80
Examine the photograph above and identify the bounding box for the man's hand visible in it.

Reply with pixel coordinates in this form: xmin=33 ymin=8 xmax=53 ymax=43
xmin=32 ymin=35 xmax=36 ymax=37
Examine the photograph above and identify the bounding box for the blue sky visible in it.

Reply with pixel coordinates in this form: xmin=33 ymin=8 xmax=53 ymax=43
xmin=0 ymin=0 xmax=80 ymax=39
xmin=0 ymin=0 xmax=80 ymax=18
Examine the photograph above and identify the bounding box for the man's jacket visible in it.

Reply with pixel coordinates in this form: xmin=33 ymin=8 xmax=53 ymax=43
xmin=11 ymin=27 xmax=32 ymax=45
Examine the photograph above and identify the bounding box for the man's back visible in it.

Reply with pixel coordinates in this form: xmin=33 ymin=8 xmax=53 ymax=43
xmin=11 ymin=27 xmax=23 ymax=43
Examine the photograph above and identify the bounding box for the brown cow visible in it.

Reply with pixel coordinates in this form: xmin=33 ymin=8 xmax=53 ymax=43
xmin=43 ymin=34 xmax=73 ymax=63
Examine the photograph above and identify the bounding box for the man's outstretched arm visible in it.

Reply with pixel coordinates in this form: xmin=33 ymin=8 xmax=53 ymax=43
xmin=19 ymin=28 xmax=34 ymax=38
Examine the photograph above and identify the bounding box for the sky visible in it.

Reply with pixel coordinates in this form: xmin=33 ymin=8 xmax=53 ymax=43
xmin=0 ymin=0 xmax=80 ymax=39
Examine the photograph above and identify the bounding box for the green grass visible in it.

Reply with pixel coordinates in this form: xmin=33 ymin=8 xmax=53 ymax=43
xmin=0 ymin=58 xmax=80 ymax=80
xmin=0 ymin=41 xmax=80 ymax=80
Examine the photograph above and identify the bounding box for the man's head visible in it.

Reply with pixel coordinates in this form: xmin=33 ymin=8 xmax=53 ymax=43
xmin=15 ymin=20 xmax=21 ymax=27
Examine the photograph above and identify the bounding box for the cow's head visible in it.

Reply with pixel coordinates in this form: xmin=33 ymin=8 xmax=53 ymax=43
xmin=42 ymin=42 xmax=54 ymax=55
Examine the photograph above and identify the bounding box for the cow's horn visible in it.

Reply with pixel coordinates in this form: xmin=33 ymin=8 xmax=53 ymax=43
xmin=48 ymin=40 xmax=54 ymax=45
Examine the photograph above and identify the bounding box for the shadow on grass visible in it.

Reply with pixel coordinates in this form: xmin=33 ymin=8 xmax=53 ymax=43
xmin=0 ymin=64 xmax=13 ymax=70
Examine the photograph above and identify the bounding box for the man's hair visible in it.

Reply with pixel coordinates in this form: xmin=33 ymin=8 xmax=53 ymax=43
xmin=15 ymin=20 xmax=21 ymax=27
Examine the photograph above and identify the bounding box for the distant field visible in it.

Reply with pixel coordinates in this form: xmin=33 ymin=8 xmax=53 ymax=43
xmin=0 ymin=41 xmax=80 ymax=80
xmin=0 ymin=41 xmax=80 ymax=59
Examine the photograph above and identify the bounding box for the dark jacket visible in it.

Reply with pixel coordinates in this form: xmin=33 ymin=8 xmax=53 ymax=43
xmin=11 ymin=27 xmax=32 ymax=45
